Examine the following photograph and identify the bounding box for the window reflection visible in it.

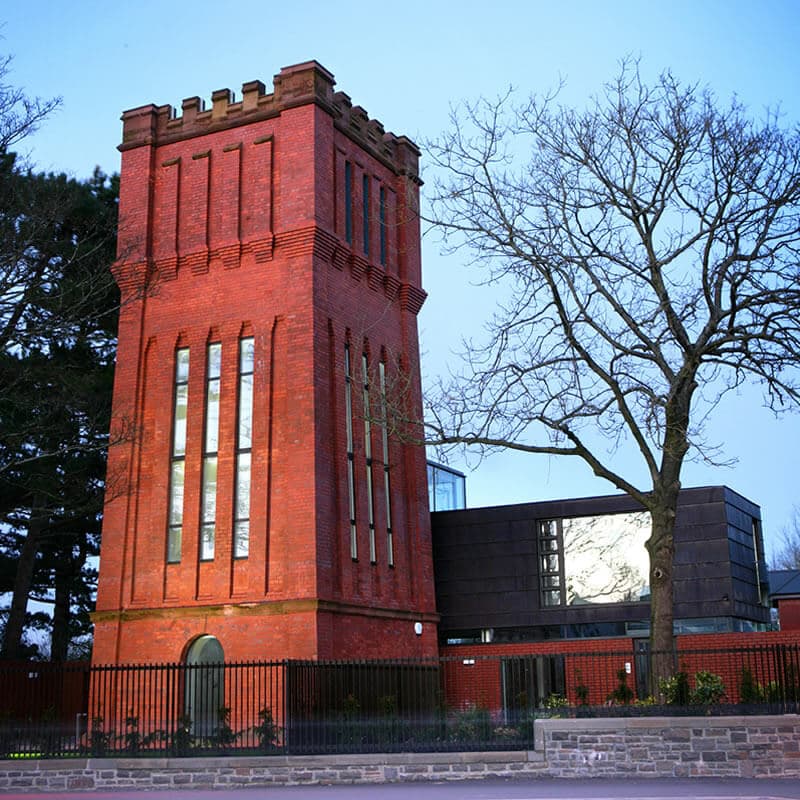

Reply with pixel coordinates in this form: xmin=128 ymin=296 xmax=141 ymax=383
xmin=427 ymin=462 xmax=466 ymax=511
xmin=562 ymin=512 xmax=650 ymax=604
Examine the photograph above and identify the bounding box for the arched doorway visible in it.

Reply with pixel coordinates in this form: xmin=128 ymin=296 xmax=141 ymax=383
xmin=185 ymin=635 xmax=224 ymax=739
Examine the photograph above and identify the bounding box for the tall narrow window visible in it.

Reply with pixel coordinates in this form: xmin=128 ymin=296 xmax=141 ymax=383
xmin=538 ymin=519 xmax=563 ymax=607
xmin=379 ymin=186 xmax=387 ymax=266
xmin=752 ymin=517 xmax=764 ymax=604
xmin=379 ymin=360 xmax=393 ymax=566
xmin=362 ymin=174 xmax=370 ymax=256
xmin=234 ymin=337 xmax=254 ymax=558
xmin=344 ymin=344 xmax=357 ymax=559
xmin=344 ymin=161 xmax=353 ymax=245
xmin=200 ymin=343 xmax=221 ymax=561
xmin=167 ymin=348 xmax=189 ymax=563
xmin=362 ymin=353 xmax=376 ymax=563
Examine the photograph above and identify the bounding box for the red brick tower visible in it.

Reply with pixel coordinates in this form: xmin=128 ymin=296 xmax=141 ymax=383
xmin=92 ymin=62 xmax=438 ymax=664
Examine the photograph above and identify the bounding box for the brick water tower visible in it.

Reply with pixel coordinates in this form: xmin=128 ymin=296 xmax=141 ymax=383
xmin=92 ymin=62 xmax=438 ymax=665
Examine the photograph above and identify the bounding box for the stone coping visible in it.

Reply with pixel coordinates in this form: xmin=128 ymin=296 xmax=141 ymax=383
xmin=3 ymin=749 xmax=543 ymax=772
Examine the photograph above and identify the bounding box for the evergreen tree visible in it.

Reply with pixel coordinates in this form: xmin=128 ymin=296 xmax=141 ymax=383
xmin=0 ymin=142 xmax=118 ymax=659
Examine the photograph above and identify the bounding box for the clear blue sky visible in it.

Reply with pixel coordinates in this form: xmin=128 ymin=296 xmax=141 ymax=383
xmin=3 ymin=0 xmax=799 ymax=552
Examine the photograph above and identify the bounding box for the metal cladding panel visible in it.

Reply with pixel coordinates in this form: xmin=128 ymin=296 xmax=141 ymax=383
xmin=432 ymin=486 xmax=770 ymax=634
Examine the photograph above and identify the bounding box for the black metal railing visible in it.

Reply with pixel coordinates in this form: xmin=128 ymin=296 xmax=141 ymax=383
xmin=1 ymin=642 xmax=798 ymax=759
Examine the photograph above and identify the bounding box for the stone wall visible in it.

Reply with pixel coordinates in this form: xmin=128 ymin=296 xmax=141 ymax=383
xmin=0 ymin=751 xmax=547 ymax=792
xmin=1 ymin=715 xmax=799 ymax=790
xmin=536 ymin=715 xmax=800 ymax=778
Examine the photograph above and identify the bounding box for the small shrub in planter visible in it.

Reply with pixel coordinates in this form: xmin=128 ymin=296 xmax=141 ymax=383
xmin=660 ymin=670 xmax=690 ymax=705
xmin=690 ymin=671 xmax=726 ymax=705
xmin=607 ymin=669 xmax=634 ymax=705
xmin=253 ymin=707 xmax=280 ymax=752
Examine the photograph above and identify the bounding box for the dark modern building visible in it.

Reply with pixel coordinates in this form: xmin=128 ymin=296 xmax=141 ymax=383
xmin=432 ymin=485 xmax=771 ymax=644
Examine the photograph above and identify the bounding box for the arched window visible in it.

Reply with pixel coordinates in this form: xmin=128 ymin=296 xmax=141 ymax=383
xmin=185 ymin=635 xmax=224 ymax=739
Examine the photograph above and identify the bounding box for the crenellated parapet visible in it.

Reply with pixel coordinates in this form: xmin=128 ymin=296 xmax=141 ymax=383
xmin=119 ymin=60 xmax=419 ymax=180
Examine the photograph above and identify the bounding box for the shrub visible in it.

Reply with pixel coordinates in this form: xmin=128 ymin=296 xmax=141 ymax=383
xmin=450 ymin=704 xmax=493 ymax=743
xmin=254 ymin=707 xmax=279 ymax=751
xmin=690 ymin=671 xmax=725 ymax=705
xmin=573 ymin=670 xmax=589 ymax=706
xmin=90 ymin=716 xmax=111 ymax=757
xmin=607 ymin=669 xmax=634 ymax=705
xmin=212 ymin=706 xmax=237 ymax=749
xmin=171 ymin=715 xmax=193 ymax=756
xmin=123 ymin=713 xmax=141 ymax=754
xmin=739 ymin=667 xmax=762 ymax=704
xmin=659 ymin=670 xmax=690 ymax=705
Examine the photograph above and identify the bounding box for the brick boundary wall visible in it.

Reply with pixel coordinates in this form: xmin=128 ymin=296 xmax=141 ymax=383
xmin=1 ymin=716 xmax=799 ymax=790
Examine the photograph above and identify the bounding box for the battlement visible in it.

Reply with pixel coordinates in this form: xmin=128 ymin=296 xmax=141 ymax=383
xmin=120 ymin=60 xmax=419 ymax=178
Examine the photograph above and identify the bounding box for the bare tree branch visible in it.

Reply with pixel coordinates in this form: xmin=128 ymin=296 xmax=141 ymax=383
xmin=422 ymin=59 xmax=800 ymax=688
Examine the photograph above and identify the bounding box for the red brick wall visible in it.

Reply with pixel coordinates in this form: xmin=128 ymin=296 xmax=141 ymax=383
xmin=441 ymin=638 xmax=636 ymax=710
xmin=440 ymin=630 xmax=800 ymax=711
xmin=777 ymin=598 xmax=800 ymax=631
xmin=94 ymin=62 xmax=437 ymax=665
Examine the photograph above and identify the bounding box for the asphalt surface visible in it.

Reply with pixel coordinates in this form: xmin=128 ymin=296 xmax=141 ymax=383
xmin=4 ymin=778 xmax=800 ymax=799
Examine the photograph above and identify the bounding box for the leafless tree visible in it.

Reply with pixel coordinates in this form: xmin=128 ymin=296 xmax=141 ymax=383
xmin=424 ymin=61 xmax=800 ymax=690
xmin=772 ymin=506 xmax=800 ymax=570
xmin=0 ymin=54 xmax=60 ymax=154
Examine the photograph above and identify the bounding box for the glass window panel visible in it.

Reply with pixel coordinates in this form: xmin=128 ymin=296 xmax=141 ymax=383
xmin=175 ymin=348 xmax=190 ymax=383
xmin=345 ymin=385 xmax=354 ymax=448
xmin=202 ymin=457 xmax=217 ymax=523
xmin=240 ymin=337 xmax=254 ymax=373
xmin=238 ymin=374 xmax=253 ymax=449
xmin=379 ymin=363 xmax=389 ymax=450
xmin=347 ymin=463 xmax=356 ymax=521
xmin=234 ymin=521 xmax=249 ymax=559
xmin=366 ymin=464 xmax=374 ymax=524
xmin=542 ymin=590 xmax=561 ymax=607
xmin=539 ymin=519 xmax=557 ymax=537
xmin=541 ymin=537 xmax=558 ymax=552
xmin=173 ymin=384 xmax=188 ymax=456
xmin=169 ymin=461 xmax=185 ymax=526
xmin=205 ymin=378 xmax=220 ymax=453
xmin=168 ymin=348 xmax=189 ymax=564
xmin=167 ymin=527 xmax=182 ymax=563
xmin=541 ymin=553 xmax=559 ymax=573
xmin=236 ymin=453 xmax=251 ymax=518
xmin=562 ymin=511 xmax=650 ymax=605
xmin=207 ymin=343 xmax=221 ymax=379
xmin=200 ymin=524 xmax=215 ymax=560
xmin=362 ymin=355 xmax=372 ymax=458
xmin=383 ymin=471 xmax=392 ymax=529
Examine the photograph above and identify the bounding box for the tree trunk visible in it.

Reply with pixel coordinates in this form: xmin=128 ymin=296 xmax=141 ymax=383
xmin=1 ymin=495 xmax=45 ymax=659
xmin=646 ymin=376 xmax=695 ymax=696
xmin=647 ymin=503 xmax=677 ymax=696
xmin=50 ymin=547 xmax=72 ymax=662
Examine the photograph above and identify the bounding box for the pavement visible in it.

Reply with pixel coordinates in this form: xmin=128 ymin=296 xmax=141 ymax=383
xmin=3 ymin=778 xmax=800 ymax=800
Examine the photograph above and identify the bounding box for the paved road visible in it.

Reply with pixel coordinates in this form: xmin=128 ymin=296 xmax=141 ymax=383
xmin=4 ymin=778 xmax=800 ymax=799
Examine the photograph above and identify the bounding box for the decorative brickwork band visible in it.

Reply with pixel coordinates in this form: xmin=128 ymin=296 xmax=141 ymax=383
xmin=243 ymin=236 xmax=275 ymax=263
xmin=400 ymin=284 xmax=427 ymax=315
xmin=351 ymin=255 xmax=368 ymax=282
xmin=183 ymin=250 xmax=209 ymax=275
xmin=383 ymin=274 xmax=401 ymax=302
